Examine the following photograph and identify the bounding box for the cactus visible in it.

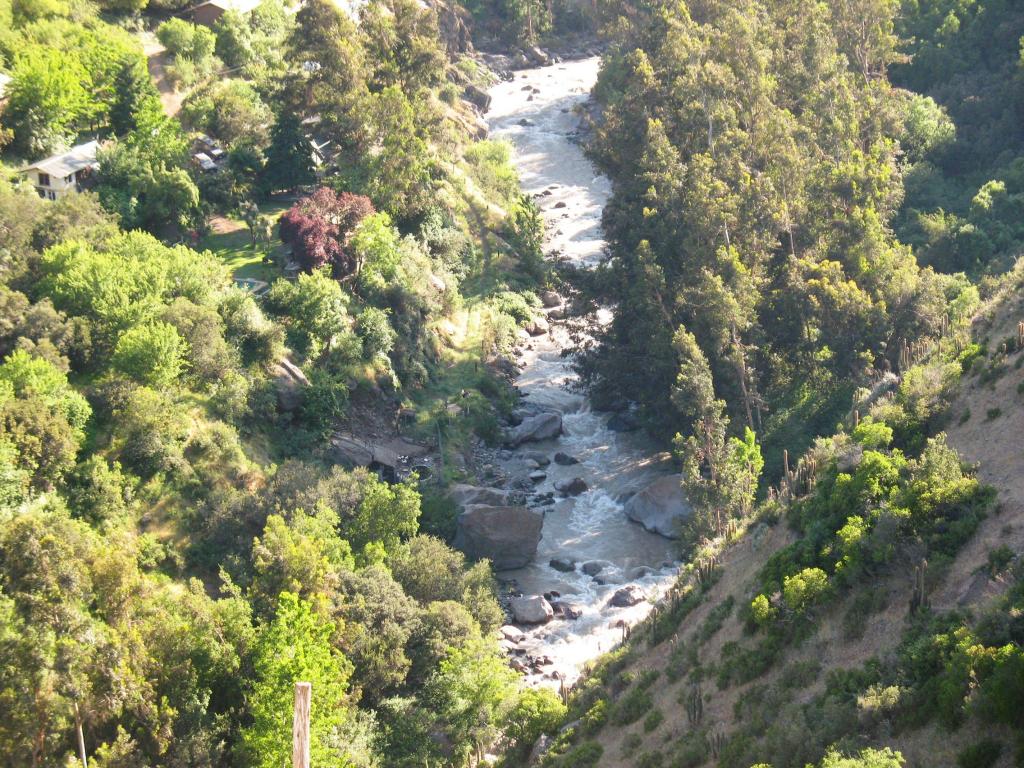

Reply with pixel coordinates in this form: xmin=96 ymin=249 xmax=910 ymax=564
xmin=709 ymin=729 xmax=726 ymax=758
xmin=909 ymin=559 xmax=929 ymax=615
xmin=686 ymin=684 xmax=703 ymax=725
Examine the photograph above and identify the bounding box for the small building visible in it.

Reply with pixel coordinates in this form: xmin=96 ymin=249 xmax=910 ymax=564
xmin=19 ymin=140 xmax=99 ymax=201
xmin=185 ymin=0 xmax=261 ymax=27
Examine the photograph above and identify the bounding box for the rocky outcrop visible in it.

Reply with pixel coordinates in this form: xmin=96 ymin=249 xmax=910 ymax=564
xmin=609 ymin=585 xmax=646 ymax=607
xmin=624 ymin=474 xmax=693 ymax=539
xmin=428 ymin=0 xmax=472 ymax=54
xmin=510 ymin=594 xmax=554 ymax=624
xmin=272 ymin=358 xmax=308 ymax=412
xmin=453 ymin=505 xmax=543 ymax=570
xmin=505 ymin=412 xmax=562 ymax=447
xmin=540 ymin=290 xmax=561 ymax=308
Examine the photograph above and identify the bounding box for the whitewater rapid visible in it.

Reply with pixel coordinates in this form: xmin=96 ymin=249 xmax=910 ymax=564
xmin=486 ymin=58 xmax=681 ymax=687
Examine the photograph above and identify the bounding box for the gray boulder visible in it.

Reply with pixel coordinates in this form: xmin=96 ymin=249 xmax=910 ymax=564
xmin=609 ymin=585 xmax=646 ymax=607
xmin=453 ymin=505 xmax=543 ymax=570
xmin=511 ymin=594 xmax=554 ymax=624
xmin=555 ymin=477 xmax=588 ymax=496
xmin=581 ymin=560 xmax=612 ymax=577
xmin=520 ymin=450 xmax=551 ymax=467
xmin=506 ymin=412 xmax=562 ymax=447
xmin=464 ymin=84 xmax=491 ymax=111
xmin=553 ymin=452 xmax=578 ymax=466
xmin=525 ymin=315 xmax=549 ymax=336
xmin=540 ymin=290 xmax=561 ymax=308
xmin=449 ymin=483 xmax=511 ymax=507
xmin=549 ymin=557 xmax=576 ymax=573
xmin=272 ymin=358 xmax=309 ymax=412
xmin=624 ymin=474 xmax=693 ymax=539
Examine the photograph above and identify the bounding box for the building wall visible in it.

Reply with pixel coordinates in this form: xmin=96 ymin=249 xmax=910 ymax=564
xmin=191 ymin=4 xmax=226 ymax=27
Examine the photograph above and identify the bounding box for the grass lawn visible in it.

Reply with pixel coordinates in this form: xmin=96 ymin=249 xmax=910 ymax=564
xmin=200 ymin=202 xmax=290 ymax=282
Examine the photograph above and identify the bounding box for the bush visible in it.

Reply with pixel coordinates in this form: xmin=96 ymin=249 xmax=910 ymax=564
xmin=642 ymin=708 xmax=664 ymax=733
xmin=956 ymin=740 xmax=1002 ymax=768
xmin=984 ymin=407 xmax=1002 ymax=420
xmin=111 ymin=322 xmax=187 ymax=388
xmin=614 ymin=686 xmax=653 ymax=725
xmin=550 ymin=741 xmax=603 ymax=767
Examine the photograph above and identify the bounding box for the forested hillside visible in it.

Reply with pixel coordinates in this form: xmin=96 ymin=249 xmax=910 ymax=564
xmin=528 ymin=0 xmax=1024 ymax=766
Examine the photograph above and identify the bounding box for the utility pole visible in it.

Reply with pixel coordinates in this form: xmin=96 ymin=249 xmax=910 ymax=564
xmin=293 ymin=682 xmax=311 ymax=768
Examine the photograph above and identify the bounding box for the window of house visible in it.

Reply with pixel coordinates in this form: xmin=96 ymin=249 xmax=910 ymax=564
xmin=38 ymin=172 xmax=50 ymax=187
xmin=47 ymin=191 xmax=56 ymax=201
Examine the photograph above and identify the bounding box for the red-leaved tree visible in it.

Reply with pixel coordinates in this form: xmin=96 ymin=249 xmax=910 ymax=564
xmin=279 ymin=188 xmax=375 ymax=277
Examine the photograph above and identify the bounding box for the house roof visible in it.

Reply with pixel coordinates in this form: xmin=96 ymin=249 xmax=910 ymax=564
xmin=188 ymin=0 xmax=261 ymax=15
xmin=20 ymin=140 xmax=100 ymax=178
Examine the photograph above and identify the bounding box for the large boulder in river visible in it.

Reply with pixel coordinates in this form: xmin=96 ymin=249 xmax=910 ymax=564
xmin=609 ymin=585 xmax=647 ymax=607
xmin=453 ymin=505 xmax=543 ymax=570
xmin=505 ymin=412 xmax=562 ymax=447
xmin=464 ymin=84 xmax=491 ymax=111
xmin=449 ymin=483 xmax=511 ymax=508
xmin=510 ymin=594 xmax=554 ymax=624
xmin=554 ymin=477 xmax=588 ymax=496
xmin=624 ymin=474 xmax=693 ymax=539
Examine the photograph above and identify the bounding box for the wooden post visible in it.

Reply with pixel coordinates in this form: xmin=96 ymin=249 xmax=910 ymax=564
xmin=74 ymin=701 xmax=87 ymax=768
xmin=293 ymin=682 xmax=311 ymax=768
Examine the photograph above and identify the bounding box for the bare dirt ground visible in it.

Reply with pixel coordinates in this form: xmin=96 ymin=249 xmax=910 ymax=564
xmin=141 ymin=34 xmax=184 ymax=118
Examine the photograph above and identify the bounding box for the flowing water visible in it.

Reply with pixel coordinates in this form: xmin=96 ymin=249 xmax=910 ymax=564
xmin=486 ymin=58 xmax=681 ymax=688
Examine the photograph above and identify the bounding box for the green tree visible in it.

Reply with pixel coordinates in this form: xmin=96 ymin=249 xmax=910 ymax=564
xmin=3 ymin=48 xmax=92 ymax=157
xmin=111 ymin=322 xmax=187 ymax=388
xmin=241 ymin=592 xmax=355 ymax=768
xmin=261 ymin=111 xmax=315 ymax=193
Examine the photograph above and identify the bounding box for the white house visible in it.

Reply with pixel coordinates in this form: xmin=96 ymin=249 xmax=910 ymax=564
xmin=19 ymin=140 xmax=100 ymax=201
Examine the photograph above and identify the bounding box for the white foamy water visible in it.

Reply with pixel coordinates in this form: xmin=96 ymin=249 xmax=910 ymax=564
xmin=486 ymin=58 xmax=681 ymax=688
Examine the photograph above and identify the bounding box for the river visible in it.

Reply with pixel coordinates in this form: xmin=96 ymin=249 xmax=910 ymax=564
xmin=486 ymin=58 xmax=681 ymax=688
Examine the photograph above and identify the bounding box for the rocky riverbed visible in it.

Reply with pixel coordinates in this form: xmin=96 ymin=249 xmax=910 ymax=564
xmin=472 ymin=57 xmax=692 ymax=688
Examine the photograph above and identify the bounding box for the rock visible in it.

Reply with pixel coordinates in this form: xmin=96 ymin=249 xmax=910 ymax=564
xmin=525 ymin=315 xmax=549 ymax=336
xmin=608 ymin=411 xmax=641 ymax=432
xmin=520 ymin=450 xmax=551 ymax=467
xmin=623 ymin=474 xmax=693 ymax=539
xmin=449 ymin=483 xmax=511 ymax=507
xmin=510 ymin=594 xmax=554 ymax=624
xmin=526 ymin=45 xmax=550 ymax=65
xmin=553 ymin=201 xmax=567 ymax=208
xmin=555 ymin=477 xmax=588 ymax=496
xmin=506 ymin=412 xmax=562 ymax=447
xmin=518 ymin=117 xmax=535 ymax=127
xmin=540 ymin=290 xmax=561 ymax=307
xmin=552 ymin=601 xmax=582 ymax=620
xmin=500 ymin=625 xmax=526 ymax=643
xmin=454 ymin=505 xmax=543 ymax=570
xmin=513 ymin=52 xmax=530 ymax=68
xmin=609 ymin=585 xmax=647 ymax=607
xmin=272 ymin=358 xmax=309 ymax=412
xmin=581 ymin=560 xmax=612 ymax=577
xmin=630 ymin=566 xmax=656 ymax=579
xmin=553 ymin=452 xmax=578 ymax=466
xmin=549 ymin=557 xmax=576 ymax=573
xmin=464 ymin=84 xmax=491 ymax=111
xmin=529 ymin=734 xmax=552 ymax=765
xmin=529 ymin=470 xmax=547 ymax=483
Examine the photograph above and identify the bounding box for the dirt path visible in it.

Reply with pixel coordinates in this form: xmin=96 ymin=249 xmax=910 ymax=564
xmin=141 ymin=34 xmax=185 ymax=118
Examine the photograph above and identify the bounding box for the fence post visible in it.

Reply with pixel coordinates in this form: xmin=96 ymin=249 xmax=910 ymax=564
xmin=293 ymin=682 xmax=312 ymax=768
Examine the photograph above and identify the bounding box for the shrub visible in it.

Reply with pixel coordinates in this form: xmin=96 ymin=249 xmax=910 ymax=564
xmin=636 ymin=750 xmax=664 ymax=768
xmin=614 ymin=686 xmax=653 ymax=725
xmin=984 ymin=407 xmax=1002 ymax=421
xmin=551 ymin=741 xmax=603 ymax=767
xmin=956 ymin=740 xmax=1002 ymax=768
xmin=643 ymin=708 xmax=664 ymax=733
xmin=579 ymin=698 xmax=609 ymax=735
xmin=111 ymin=322 xmax=187 ymax=388
xmin=782 ymin=567 xmax=829 ymax=613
